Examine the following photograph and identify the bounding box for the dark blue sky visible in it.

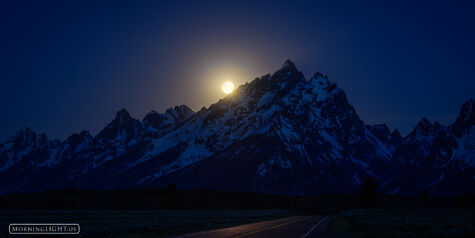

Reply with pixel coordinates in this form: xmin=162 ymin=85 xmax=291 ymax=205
xmin=1 ymin=0 xmax=474 ymax=141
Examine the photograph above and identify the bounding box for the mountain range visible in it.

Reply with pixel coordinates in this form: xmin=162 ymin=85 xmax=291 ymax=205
xmin=0 ymin=60 xmax=474 ymax=196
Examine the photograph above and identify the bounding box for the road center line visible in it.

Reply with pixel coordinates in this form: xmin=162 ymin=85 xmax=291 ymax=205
xmin=233 ymin=216 xmax=312 ymax=238
xmin=300 ymin=216 xmax=329 ymax=238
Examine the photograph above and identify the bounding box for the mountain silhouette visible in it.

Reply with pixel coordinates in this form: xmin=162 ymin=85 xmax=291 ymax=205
xmin=0 ymin=60 xmax=474 ymax=195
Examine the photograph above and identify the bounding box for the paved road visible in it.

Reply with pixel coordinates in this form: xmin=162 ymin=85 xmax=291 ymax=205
xmin=176 ymin=216 xmax=331 ymax=238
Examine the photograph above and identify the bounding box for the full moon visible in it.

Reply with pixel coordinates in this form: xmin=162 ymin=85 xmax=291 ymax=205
xmin=222 ymin=81 xmax=235 ymax=94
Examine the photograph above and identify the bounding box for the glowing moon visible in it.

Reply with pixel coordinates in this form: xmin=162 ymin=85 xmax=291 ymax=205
xmin=222 ymin=81 xmax=235 ymax=94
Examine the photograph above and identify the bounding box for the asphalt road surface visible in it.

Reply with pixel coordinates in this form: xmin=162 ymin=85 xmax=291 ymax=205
xmin=176 ymin=216 xmax=331 ymax=238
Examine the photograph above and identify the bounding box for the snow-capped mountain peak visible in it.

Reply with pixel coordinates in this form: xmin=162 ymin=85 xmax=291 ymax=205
xmin=115 ymin=109 xmax=133 ymax=124
xmin=164 ymin=105 xmax=194 ymax=122
xmin=142 ymin=105 xmax=195 ymax=137
xmin=453 ymin=98 xmax=475 ymax=137
xmin=0 ymin=60 xmax=473 ymax=196
xmin=96 ymin=109 xmax=142 ymax=144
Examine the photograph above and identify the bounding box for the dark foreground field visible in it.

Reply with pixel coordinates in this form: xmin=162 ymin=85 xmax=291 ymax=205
xmin=1 ymin=189 xmax=474 ymax=237
xmin=328 ymin=208 xmax=475 ymax=238
xmin=0 ymin=210 xmax=291 ymax=237
xmin=1 ymin=208 xmax=474 ymax=237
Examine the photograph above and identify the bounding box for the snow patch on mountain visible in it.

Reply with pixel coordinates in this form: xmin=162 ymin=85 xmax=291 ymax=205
xmin=452 ymin=126 xmax=475 ymax=168
xmin=0 ymin=61 xmax=473 ymax=196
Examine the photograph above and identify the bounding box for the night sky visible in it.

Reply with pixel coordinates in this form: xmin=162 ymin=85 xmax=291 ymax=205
xmin=1 ymin=0 xmax=474 ymax=141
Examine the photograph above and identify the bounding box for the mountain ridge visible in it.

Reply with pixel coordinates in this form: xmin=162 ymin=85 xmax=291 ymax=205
xmin=0 ymin=60 xmax=473 ymax=196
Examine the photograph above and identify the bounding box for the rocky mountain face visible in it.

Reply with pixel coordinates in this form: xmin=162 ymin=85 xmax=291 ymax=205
xmin=388 ymin=99 xmax=475 ymax=195
xmin=0 ymin=60 xmax=473 ymax=196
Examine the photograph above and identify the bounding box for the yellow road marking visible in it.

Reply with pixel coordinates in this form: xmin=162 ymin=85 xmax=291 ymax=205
xmin=233 ymin=216 xmax=312 ymax=238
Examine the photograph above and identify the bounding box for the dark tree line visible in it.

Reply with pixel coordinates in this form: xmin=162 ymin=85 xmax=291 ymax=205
xmin=0 ymin=181 xmax=473 ymax=212
xmin=360 ymin=176 xmax=379 ymax=208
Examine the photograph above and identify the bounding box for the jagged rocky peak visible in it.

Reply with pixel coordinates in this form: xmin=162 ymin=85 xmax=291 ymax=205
xmin=300 ymin=71 xmax=341 ymax=106
xmin=409 ymin=117 xmax=445 ymax=138
xmin=142 ymin=110 xmax=168 ymax=132
xmin=97 ymin=108 xmax=141 ymax=143
xmin=13 ymin=126 xmax=35 ymax=139
xmin=10 ymin=127 xmax=48 ymax=146
xmin=453 ymin=98 xmax=475 ymax=137
xmin=106 ymin=108 xmax=140 ymax=128
xmin=114 ymin=108 xmax=134 ymax=124
xmin=65 ymin=130 xmax=93 ymax=147
xmin=310 ymin=72 xmax=331 ymax=86
xmin=274 ymin=59 xmax=301 ymax=77
xmin=165 ymin=105 xmax=194 ymax=121
xmin=143 ymin=105 xmax=194 ymax=131
xmin=415 ymin=117 xmax=432 ymax=130
xmin=366 ymin=124 xmax=402 ymax=145
xmin=280 ymin=59 xmax=298 ymax=71
xmin=1 ymin=59 xmax=475 ymax=197
xmin=143 ymin=110 xmax=161 ymax=122
xmin=313 ymin=71 xmax=328 ymax=79
xmin=0 ymin=127 xmax=52 ymax=170
xmin=459 ymin=99 xmax=474 ymax=119
xmin=269 ymin=59 xmax=305 ymax=90
xmin=233 ymin=59 xmax=309 ymax=102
